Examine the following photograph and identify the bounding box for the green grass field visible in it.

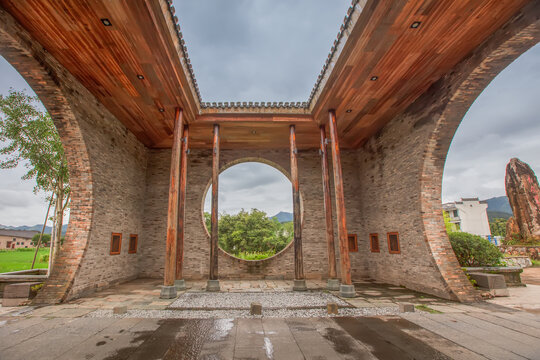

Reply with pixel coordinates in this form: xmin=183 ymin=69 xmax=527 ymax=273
xmin=0 ymin=248 xmax=49 ymax=273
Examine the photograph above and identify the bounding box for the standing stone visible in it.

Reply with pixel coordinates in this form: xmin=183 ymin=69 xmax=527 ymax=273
xmin=505 ymin=158 xmax=540 ymax=242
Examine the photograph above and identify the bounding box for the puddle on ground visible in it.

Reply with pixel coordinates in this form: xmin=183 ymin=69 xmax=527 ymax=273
xmin=263 ymin=337 xmax=274 ymax=359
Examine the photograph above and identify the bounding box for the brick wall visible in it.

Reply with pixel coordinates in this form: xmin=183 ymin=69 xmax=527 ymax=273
xmin=140 ymin=149 xmax=352 ymax=280
xmin=0 ymin=7 xmax=148 ymax=303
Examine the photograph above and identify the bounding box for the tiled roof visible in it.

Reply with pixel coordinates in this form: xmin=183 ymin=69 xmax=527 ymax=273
xmin=0 ymin=229 xmax=39 ymax=238
xmin=164 ymin=0 xmax=360 ymax=111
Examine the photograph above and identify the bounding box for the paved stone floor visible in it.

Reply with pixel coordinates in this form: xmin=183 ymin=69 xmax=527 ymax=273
xmin=0 ymin=279 xmax=539 ymax=359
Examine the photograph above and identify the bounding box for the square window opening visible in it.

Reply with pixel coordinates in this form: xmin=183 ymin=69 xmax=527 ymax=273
xmin=348 ymin=234 xmax=358 ymax=252
xmin=128 ymin=234 xmax=138 ymax=254
xmin=110 ymin=233 xmax=122 ymax=255
xmin=387 ymin=232 xmax=400 ymax=254
xmin=369 ymin=233 xmax=380 ymax=252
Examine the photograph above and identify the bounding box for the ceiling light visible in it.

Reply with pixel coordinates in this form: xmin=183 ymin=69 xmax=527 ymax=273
xmin=101 ymin=18 xmax=112 ymax=27
xmin=137 ymin=74 xmax=144 ymax=80
xmin=251 ymin=130 xmax=257 ymax=135
xmin=159 ymin=108 xmax=165 ymax=112
xmin=370 ymin=76 xmax=378 ymax=81
xmin=410 ymin=21 xmax=421 ymax=29
xmin=346 ymin=109 xmax=352 ymax=113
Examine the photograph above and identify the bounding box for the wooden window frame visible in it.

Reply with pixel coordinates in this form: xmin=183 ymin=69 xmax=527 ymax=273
xmin=128 ymin=234 xmax=138 ymax=254
xmin=387 ymin=232 xmax=401 ymax=254
xmin=110 ymin=233 xmax=122 ymax=255
xmin=369 ymin=233 xmax=380 ymax=253
xmin=348 ymin=233 xmax=358 ymax=252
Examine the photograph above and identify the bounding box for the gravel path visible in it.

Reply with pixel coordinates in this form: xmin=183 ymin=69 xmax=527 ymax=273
xmin=168 ymin=291 xmax=350 ymax=310
xmin=86 ymin=306 xmax=399 ymax=319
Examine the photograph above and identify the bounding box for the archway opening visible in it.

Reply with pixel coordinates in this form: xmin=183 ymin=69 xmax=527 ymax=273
xmin=0 ymin=55 xmax=70 ymax=274
xmin=442 ymin=43 xmax=540 ymax=246
xmin=203 ymin=161 xmax=295 ymax=260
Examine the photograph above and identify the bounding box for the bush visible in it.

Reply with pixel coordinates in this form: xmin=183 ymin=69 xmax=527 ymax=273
xmin=39 ymin=254 xmax=49 ymax=263
xmin=448 ymin=232 xmax=503 ymax=267
xmin=235 ymin=251 xmax=276 ymax=260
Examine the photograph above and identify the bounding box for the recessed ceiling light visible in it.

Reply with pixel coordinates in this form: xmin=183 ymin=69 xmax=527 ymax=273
xmin=251 ymin=130 xmax=257 ymax=135
xmin=159 ymin=108 xmax=165 ymax=112
xmin=137 ymin=74 xmax=144 ymax=80
xmin=101 ymin=18 xmax=112 ymax=27
xmin=346 ymin=109 xmax=352 ymax=113
xmin=370 ymin=76 xmax=378 ymax=81
xmin=410 ymin=21 xmax=421 ymax=29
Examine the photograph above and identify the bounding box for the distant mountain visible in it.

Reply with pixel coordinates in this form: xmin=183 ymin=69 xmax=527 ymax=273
xmin=484 ymin=196 xmax=512 ymax=214
xmin=483 ymin=196 xmax=512 ymax=222
xmin=0 ymin=224 xmax=68 ymax=235
xmin=271 ymin=211 xmax=293 ymax=223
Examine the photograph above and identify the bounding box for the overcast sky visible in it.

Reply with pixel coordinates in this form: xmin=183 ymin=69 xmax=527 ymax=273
xmin=0 ymin=1 xmax=539 ymax=225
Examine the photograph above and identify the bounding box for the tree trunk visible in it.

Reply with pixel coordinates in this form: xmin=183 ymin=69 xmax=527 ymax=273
xmin=49 ymin=184 xmax=64 ymax=274
xmin=31 ymin=194 xmax=54 ymax=269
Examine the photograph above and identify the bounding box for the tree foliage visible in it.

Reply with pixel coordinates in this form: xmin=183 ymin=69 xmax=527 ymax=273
xmin=31 ymin=233 xmax=51 ymax=247
xmin=489 ymin=218 xmax=507 ymax=237
xmin=204 ymin=209 xmax=293 ymax=258
xmin=0 ymin=89 xmax=70 ymax=270
xmin=448 ymin=232 xmax=503 ymax=267
xmin=0 ymin=89 xmax=68 ymax=195
xmin=443 ymin=211 xmax=459 ymax=233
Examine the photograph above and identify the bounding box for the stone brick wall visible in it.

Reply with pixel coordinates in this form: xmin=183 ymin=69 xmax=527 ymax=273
xmin=0 ymin=7 xmax=148 ymax=303
xmin=140 ymin=149 xmax=357 ymax=280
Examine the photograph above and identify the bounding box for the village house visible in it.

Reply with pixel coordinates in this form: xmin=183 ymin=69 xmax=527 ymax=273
xmin=0 ymin=229 xmax=39 ymax=249
xmin=443 ymin=198 xmax=492 ymax=237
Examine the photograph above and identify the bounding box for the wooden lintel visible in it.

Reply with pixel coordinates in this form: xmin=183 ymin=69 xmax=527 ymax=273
xmin=290 ymin=125 xmax=305 ymax=280
xmin=195 ymin=114 xmax=314 ymax=123
xmin=164 ymin=108 xmax=183 ymax=286
xmin=320 ymin=125 xmax=337 ymax=279
xmin=175 ymin=124 xmax=189 ymax=280
xmin=328 ymin=110 xmax=352 ymax=285
xmin=209 ymin=124 xmax=220 ymax=280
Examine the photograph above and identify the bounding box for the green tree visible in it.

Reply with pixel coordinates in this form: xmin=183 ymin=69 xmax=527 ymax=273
xmin=204 ymin=209 xmax=293 ymax=258
xmin=489 ymin=218 xmax=507 ymax=237
xmin=0 ymin=89 xmax=70 ymax=271
xmin=31 ymin=233 xmax=51 ymax=247
xmin=448 ymin=232 xmax=503 ymax=267
xmin=443 ymin=211 xmax=459 ymax=233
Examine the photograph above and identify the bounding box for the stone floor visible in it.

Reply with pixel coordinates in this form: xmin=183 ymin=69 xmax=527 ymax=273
xmin=1 ymin=278 xmax=539 ymax=359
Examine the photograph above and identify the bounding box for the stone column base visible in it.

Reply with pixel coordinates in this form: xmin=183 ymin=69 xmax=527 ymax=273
xmin=175 ymin=279 xmax=186 ymax=291
xmin=160 ymin=285 xmax=177 ymax=299
xmin=327 ymin=278 xmax=340 ymax=291
xmin=293 ymin=279 xmax=307 ymax=291
xmin=339 ymin=284 xmax=356 ymax=298
xmin=206 ymin=279 xmax=220 ymax=292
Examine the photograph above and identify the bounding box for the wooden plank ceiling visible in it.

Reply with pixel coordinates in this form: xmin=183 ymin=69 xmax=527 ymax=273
xmin=0 ymin=0 xmax=531 ymax=149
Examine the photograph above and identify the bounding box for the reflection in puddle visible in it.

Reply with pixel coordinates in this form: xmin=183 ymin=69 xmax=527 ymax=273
xmin=263 ymin=337 xmax=274 ymax=359
xmin=210 ymin=318 xmax=234 ymax=341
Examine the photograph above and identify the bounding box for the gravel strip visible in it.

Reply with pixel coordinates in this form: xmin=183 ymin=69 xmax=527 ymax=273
xmin=168 ymin=291 xmax=350 ymax=310
xmin=85 ymin=306 xmax=399 ymax=319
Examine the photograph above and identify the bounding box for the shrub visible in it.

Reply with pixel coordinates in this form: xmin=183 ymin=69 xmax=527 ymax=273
xmin=39 ymin=254 xmax=49 ymax=263
xmin=448 ymin=232 xmax=503 ymax=267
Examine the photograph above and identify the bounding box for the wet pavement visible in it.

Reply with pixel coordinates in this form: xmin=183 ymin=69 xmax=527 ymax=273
xmin=1 ymin=278 xmax=540 ymax=359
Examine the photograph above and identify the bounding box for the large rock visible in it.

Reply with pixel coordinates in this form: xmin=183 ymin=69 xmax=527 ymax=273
xmin=505 ymin=158 xmax=540 ymax=242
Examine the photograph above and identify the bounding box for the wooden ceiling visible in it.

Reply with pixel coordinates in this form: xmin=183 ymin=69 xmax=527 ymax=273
xmin=0 ymin=0 xmax=532 ymax=149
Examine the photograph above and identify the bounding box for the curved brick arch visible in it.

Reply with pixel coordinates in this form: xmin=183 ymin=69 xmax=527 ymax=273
xmin=418 ymin=5 xmax=540 ymax=301
xmin=0 ymin=8 xmax=94 ymax=303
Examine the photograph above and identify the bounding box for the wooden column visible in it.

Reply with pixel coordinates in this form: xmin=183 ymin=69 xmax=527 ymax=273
xmin=290 ymin=125 xmax=305 ymax=280
xmin=164 ymin=108 xmax=183 ymax=287
xmin=328 ymin=110 xmax=352 ymax=285
xmin=175 ymin=125 xmax=189 ymax=281
xmin=320 ymin=126 xmax=337 ymax=279
xmin=209 ymin=124 xmax=220 ymax=280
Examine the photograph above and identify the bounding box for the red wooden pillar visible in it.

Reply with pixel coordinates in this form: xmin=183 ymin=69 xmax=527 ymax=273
xmin=207 ymin=124 xmax=220 ymax=291
xmin=290 ymin=125 xmax=306 ymax=291
xmin=175 ymin=125 xmax=189 ymax=289
xmin=161 ymin=108 xmax=183 ymax=298
xmin=320 ymin=126 xmax=338 ymax=290
xmin=328 ymin=110 xmax=354 ymax=297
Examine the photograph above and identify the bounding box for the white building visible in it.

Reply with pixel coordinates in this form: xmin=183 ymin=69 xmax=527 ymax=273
xmin=443 ymin=198 xmax=491 ymax=237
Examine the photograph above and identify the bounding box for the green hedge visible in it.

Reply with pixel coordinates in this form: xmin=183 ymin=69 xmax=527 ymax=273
xmin=448 ymin=232 xmax=503 ymax=267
